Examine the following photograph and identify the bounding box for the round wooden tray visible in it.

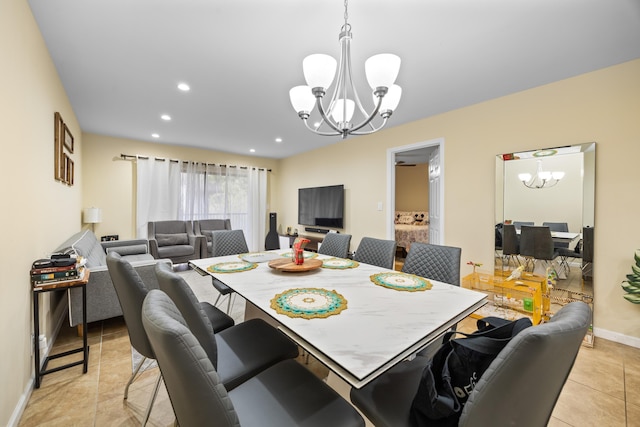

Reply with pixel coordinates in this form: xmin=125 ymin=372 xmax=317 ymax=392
xmin=268 ymin=257 xmax=323 ymax=272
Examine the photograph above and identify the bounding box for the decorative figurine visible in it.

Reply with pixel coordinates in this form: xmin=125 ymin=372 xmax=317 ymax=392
xmin=292 ymin=237 xmax=310 ymax=265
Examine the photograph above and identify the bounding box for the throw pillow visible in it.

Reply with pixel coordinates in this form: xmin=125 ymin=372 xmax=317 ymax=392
xmin=105 ymin=244 xmax=148 ymax=256
xmin=397 ymin=215 xmax=415 ymax=225
xmin=156 ymin=233 xmax=189 ymax=247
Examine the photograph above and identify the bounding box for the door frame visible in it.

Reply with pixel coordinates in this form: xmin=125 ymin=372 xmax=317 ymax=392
xmin=386 ymin=137 xmax=445 ymax=244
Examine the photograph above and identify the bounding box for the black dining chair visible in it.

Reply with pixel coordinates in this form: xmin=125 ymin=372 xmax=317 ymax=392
xmin=519 ymin=226 xmax=559 ymax=275
xmin=141 ymin=289 xmax=365 ymax=427
xmin=543 ymin=221 xmax=570 ymax=249
xmin=353 ymin=237 xmax=397 ymax=269
xmin=581 ymin=226 xmax=594 ymax=279
xmin=349 ymin=302 xmax=591 ymax=427
xmin=512 ymin=221 xmax=534 ymax=231
xmin=501 ymin=224 xmax=521 ymax=270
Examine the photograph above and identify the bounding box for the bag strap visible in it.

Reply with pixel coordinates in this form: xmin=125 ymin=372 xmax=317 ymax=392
xmin=450 ymin=317 xmax=532 ymax=355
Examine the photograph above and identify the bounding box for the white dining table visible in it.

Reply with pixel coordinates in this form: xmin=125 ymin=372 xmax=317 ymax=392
xmin=190 ymin=251 xmax=486 ymax=389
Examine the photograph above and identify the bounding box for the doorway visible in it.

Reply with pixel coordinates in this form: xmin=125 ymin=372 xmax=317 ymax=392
xmin=387 ymin=138 xmax=444 ymax=255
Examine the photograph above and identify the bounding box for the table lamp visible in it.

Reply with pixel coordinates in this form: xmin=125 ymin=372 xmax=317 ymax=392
xmin=83 ymin=207 xmax=102 ymax=233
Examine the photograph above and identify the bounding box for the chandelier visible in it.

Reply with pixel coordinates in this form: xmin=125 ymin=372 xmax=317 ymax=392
xmin=518 ymin=160 xmax=565 ymax=189
xmin=289 ymin=0 xmax=402 ymax=139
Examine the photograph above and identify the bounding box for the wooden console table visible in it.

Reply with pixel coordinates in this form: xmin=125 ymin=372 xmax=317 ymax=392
xmin=33 ymin=270 xmax=90 ymax=388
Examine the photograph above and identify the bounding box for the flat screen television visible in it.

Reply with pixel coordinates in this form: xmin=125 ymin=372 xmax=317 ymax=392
xmin=298 ymin=184 xmax=344 ymax=229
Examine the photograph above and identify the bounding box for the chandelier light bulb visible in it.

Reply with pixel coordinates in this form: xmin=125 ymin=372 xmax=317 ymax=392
xmin=376 ymin=84 xmax=402 ymax=114
xmin=518 ymin=173 xmax=532 ymax=182
xmin=330 ymin=98 xmax=355 ymax=123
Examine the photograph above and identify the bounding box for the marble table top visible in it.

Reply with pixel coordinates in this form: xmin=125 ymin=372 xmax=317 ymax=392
xmin=190 ymin=251 xmax=486 ymax=388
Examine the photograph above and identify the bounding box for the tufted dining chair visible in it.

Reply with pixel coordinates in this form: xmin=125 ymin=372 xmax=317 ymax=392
xmin=353 ymin=237 xmax=397 ymax=270
xmin=349 ymin=301 xmax=590 ymax=427
xmin=401 ymin=242 xmax=461 ymax=286
xmin=194 ymin=219 xmax=232 ymax=257
xmin=208 ymin=229 xmax=250 ymax=314
xmin=141 ymin=290 xmax=365 ymax=427
xmin=318 ymin=233 xmax=352 ymax=259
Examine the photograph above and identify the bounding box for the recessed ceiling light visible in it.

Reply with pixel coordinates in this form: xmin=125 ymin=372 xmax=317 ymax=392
xmin=275 ymin=137 xmax=283 ymax=143
xmin=151 ymin=133 xmax=160 ymax=138
xmin=161 ymin=114 xmax=171 ymax=121
xmin=313 ymin=122 xmax=321 ymax=128
xmin=250 ymin=149 xmax=256 ymax=153
xmin=177 ymin=82 xmax=190 ymax=92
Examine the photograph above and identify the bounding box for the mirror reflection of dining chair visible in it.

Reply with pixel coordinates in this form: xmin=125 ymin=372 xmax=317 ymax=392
xmin=513 ymin=221 xmax=534 ymax=231
xmin=519 ymin=226 xmax=559 ymax=276
xmin=501 ymin=224 xmax=521 ymax=271
xmin=542 ymin=221 xmax=570 ymax=249
xmin=581 ymin=226 xmax=594 ymax=280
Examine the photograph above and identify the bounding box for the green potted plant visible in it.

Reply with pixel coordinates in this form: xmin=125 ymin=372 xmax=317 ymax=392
xmin=621 ymin=250 xmax=640 ymax=304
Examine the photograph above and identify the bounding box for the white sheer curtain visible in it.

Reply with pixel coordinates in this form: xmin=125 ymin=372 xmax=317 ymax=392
xmin=138 ymin=159 xmax=269 ymax=251
xmin=247 ymin=168 xmax=268 ymax=251
xmin=136 ymin=157 xmax=181 ymax=238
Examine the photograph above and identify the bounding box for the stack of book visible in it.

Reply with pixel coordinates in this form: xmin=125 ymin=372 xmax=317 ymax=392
xmin=31 ymin=261 xmax=80 ymax=286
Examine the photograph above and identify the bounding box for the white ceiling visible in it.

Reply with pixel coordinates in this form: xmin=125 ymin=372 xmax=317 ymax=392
xmin=28 ymin=0 xmax=640 ymax=160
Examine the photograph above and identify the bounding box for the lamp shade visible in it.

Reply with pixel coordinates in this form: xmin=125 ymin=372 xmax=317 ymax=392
xmin=303 ymin=54 xmax=337 ymax=89
xmin=83 ymin=207 xmax=102 ymax=224
xmin=376 ymin=84 xmax=402 ymax=112
xmin=330 ymin=98 xmax=355 ymax=123
xmin=289 ymin=85 xmax=316 ymax=114
xmin=365 ymin=53 xmax=401 ymax=89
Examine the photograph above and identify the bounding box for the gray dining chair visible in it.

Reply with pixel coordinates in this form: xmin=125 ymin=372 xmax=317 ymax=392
xmin=105 ymin=252 xmax=162 ymax=426
xmin=519 ymin=225 xmax=559 ymax=275
xmin=209 ymin=229 xmax=250 ymax=314
xmin=581 ymin=226 xmax=594 ymax=279
xmin=107 ymin=252 xmax=235 ymax=425
xmin=318 ymin=233 xmax=352 ymax=258
xmin=401 ymin=242 xmax=461 ymax=286
xmin=350 ymin=301 xmax=591 ymax=427
xmin=141 ymin=289 xmax=365 ymax=427
xmin=353 ymin=237 xmax=397 ymax=269
xmin=154 ymin=262 xmax=299 ymax=390
xmin=194 ymin=219 xmax=232 ymax=257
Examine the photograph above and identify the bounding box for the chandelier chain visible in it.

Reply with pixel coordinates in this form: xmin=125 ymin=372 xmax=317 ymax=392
xmin=344 ymin=0 xmax=349 ymax=27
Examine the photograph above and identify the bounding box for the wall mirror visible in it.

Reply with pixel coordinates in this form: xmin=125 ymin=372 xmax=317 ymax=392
xmin=495 ymin=142 xmax=595 ymax=316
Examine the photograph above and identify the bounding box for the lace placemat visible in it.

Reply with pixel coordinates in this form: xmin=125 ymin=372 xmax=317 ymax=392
xmin=280 ymin=251 xmax=318 ymax=259
xmin=270 ymin=287 xmax=347 ymax=319
xmin=370 ymin=272 xmax=432 ymax=292
xmin=322 ymin=258 xmax=359 ymax=269
xmin=207 ymin=261 xmax=258 ymax=274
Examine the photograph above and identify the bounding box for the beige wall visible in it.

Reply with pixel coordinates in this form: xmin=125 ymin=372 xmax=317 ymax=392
xmin=395 ymin=164 xmax=429 ymax=212
xmin=82 ymin=134 xmax=280 ymax=239
xmin=276 ymin=59 xmax=640 ymax=344
xmin=0 ymin=0 xmax=82 ymax=424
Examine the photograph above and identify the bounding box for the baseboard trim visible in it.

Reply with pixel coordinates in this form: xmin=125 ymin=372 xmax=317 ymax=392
xmin=594 ymin=327 xmax=640 ymax=349
xmin=7 ymin=378 xmax=34 ymax=427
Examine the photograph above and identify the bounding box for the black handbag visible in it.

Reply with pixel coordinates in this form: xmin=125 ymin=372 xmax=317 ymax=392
xmin=410 ymin=316 xmax=533 ymax=427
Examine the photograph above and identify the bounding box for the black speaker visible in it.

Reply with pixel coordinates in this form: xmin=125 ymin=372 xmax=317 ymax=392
xmin=265 ymin=212 xmax=280 ymax=250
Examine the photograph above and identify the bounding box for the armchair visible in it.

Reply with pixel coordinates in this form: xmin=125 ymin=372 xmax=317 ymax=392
xmin=194 ymin=219 xmax=232 ymax=258
xmin=148 ymin=220 xmax=203 ymax=264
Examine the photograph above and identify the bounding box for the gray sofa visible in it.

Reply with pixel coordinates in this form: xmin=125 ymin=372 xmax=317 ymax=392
xmin=55 ymin=230 xmax=171 ymax=328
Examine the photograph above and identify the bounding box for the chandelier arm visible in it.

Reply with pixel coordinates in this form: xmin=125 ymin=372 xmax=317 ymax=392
xmin=348 ymin=96 xmax=384 ymax=133
xmin=315 ymin=96 xmax=345 ymax=134
xmin=351 ymin=116 xmax=389 ymax=135
xmin=302 ymin=119 xmax=342 ymax=136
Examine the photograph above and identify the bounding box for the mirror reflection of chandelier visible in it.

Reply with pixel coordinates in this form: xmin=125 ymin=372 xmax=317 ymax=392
xmin=289 ymin=0 xmax=402 ymax=139
xmin=518 ymin=159 xmax=565 ymax=189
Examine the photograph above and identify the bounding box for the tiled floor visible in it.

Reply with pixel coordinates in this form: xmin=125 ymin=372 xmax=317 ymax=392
xmin=18 ymin=267 xmax=640 ymax=426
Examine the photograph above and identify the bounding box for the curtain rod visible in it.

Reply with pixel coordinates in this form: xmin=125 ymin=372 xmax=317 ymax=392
xmin=119 ymin=153 xmax=272 ymax=172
